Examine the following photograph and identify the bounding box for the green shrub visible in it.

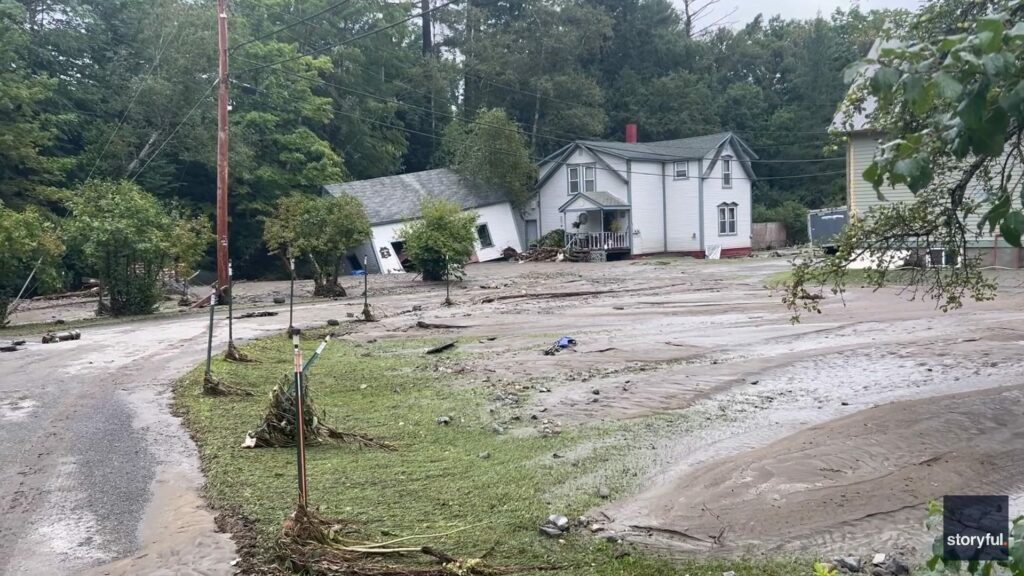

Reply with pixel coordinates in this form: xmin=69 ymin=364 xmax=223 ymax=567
xmin=399 ymin=199 xmax=477 ymax=281
xmin=65 ymin=180 xmax=210 ymax=316
xmin=0 ymin=204 xmax=64 ymax=325
xmin=753 ymin=200 xmax=809 ymax=245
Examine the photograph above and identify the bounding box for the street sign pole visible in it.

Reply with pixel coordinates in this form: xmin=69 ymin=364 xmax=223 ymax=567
xmin=293 ymin=332 xmax=308 ymax=506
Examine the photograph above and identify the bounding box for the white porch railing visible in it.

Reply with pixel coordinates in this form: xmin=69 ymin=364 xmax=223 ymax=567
xmin=566 ymin=231 xmax=629 ymax=251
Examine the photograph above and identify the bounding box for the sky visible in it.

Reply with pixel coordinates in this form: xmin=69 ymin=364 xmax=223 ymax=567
xmin=683 ymin=0 xmax=923 ymax=28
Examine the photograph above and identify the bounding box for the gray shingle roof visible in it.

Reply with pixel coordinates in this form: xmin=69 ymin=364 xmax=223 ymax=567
xmin=578 ymin=132 xmax=738 ymax=160
xmin=323 ymin=168 xmax=508 ymax=226
xmin=559 ymin=191 xmax=628 ymax=211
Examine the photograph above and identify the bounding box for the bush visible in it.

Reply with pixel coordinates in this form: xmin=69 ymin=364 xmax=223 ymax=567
xmin=753 ymin=200 xmax=809 ymax=245
xmin=0 ymin=204 xmax=64 ymax=325
xmin=399 ymin=199 xmax=478 ymax=282
xmin=65 ymin=180 xmax=210 ymax=316
xmin=537 ymin=229 xmax=565 ymax=248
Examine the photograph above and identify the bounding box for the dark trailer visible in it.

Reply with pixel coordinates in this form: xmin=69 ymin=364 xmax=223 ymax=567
xmin=807 ymin=206 xmax=848 ymax=253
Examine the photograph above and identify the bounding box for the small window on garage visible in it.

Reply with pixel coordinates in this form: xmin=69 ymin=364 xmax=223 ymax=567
xmin=476 ymin=224 xmax=494 ymax=248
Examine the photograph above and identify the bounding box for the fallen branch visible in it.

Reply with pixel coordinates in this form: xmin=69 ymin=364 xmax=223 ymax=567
xmin=279 ymin=505 xmax=537 ymax=575
xmin=42 ymin=330 xmax=81 ymax=344
xmin=238 ymin=310 xmax=278 ymax=319
xmin=416 ymin=321 xmax=472 ymax=329
xmin=425 ymin=341 xmax=458 ymax=355
xmin=203 ymin=372 xmax=254 ymax=396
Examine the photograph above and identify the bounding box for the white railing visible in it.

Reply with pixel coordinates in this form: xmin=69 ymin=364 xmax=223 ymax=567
xmin=566 ymin=231 xmax=629 ymax=251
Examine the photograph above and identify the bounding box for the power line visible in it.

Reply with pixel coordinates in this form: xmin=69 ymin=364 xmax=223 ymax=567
xmin=130 ymin=79 xmax=218 ymax=183
xmin=239 ymin=80 xmax=844 ymax=182
xmin=236 ymin=58 xmax=845 ymax=160
xmin=234 ymin=0 xmax=460 ymax=76
xmin=86 ymin=24 xmax=180 ymax=182
xmin=230 ymin=0 xmax=355 ymax=53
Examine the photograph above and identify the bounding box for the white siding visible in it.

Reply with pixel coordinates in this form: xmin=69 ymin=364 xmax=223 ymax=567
xmin=369 ymin=222 xmax=406 ymax=274
xmin=664 ymin=159 xmax=702 ymax=252
xmin=473 ymin=202 xmax=523 ymax=260
xmin=629 ymin=160 xmax=665 ymax=254
xmin=702 ymin=144 xmax=752 ymax=251
xmin=364 ymin=202 xmax=522 ymax=273
xmin=536 ymin=147 xmax=629 ymax=237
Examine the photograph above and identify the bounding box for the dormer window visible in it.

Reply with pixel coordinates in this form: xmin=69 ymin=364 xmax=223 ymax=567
xmin=568 ymin=164 xmax=596 ymax=194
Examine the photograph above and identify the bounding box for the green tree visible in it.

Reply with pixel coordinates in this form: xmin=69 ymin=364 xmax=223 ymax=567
xmin=398 ymin=199 xmax=478 ymax=282
xmin=439 ymin=108 xmax=537 ymax=210
xmin=753 ymin=200 xmax=809 ymax=245
xmin=785 ymin=0 xmax=1024 ymax=318
xmin=0 ymin=0 xmax=70 ymax=207
xmin=263 ymin=193 xmax=371 ymax=297
xmin=64 ymin=180 xmax=211 ymax=316
xmin=0 ymin=203 xmax=64 ymax=324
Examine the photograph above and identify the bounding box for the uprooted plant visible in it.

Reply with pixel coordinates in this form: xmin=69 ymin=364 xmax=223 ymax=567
xmin=202 ymin=371 xmax=254 ymax=397
xmin=242 ymin=374 xmax=390 ymax=449
xmin=279 ymin=504 xmax=540 ymax=575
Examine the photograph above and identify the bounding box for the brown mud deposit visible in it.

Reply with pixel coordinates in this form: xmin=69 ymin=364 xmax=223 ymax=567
xmin=5 ymin=257 xmax=1024 ymax=572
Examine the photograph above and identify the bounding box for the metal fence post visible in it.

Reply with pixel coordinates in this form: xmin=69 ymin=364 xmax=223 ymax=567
xmin=293 ymin=332 xmax=308 ymax=506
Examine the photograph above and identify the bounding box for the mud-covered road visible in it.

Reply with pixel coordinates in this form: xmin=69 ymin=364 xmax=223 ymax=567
xmin=2 ymin=256 xmax=1023 ymax=573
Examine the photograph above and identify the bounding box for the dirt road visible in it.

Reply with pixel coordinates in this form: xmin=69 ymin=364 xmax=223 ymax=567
xmin=2 ymin=257 xmax=1023 ymax=573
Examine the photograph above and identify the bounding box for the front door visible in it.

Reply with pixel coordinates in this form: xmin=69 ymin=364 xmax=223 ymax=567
xmin=525 ymin=219 xmax=539 ymax=247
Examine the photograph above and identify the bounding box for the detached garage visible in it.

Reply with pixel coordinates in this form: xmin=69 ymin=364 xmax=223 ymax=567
xmin=323 ymin=168 xmax=523 ymax=274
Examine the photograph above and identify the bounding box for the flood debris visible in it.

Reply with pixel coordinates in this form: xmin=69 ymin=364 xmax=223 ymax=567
xmin=416 ymin=320 xmax=471 ymax=329
xmin=224 ymin=341 xmax=255 ymax=363
xmin=425 ymin=341 xmax=457 ymax=355
xmin=279 ymin=504 xmax=530 ymax=576
xmin=238 ymin=310 xmax=278 ymax=319
xmin=41 ymin=330 xmax=81 ymax=344
xmin=539 ymin=514 xmax=571 ymax=538
xmin=543 ymin=336 xmax=577 ymax=356
xmin=203 ymin=372 xmax=254 ymax=396
xmin=1 ymin=344 xmax=22 ymax=353
xmin=272 ymin=296 xmax=287 ymax=304
xmin=243 ymin=375 xmax=389 ymax=449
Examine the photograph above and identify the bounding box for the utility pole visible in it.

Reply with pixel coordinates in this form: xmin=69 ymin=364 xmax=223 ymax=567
xmin=215 ymin=0 xmax=231 ymax=300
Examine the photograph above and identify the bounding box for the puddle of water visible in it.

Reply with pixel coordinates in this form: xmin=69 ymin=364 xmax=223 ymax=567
xmin=0 ymin=398 xmax=38 ymax=422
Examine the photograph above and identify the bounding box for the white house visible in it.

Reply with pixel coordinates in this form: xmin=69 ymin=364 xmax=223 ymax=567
xmin=324 ymin=168 xmax=523 ymax=274
xmin=526 ymin=127 xmax=757 ymax=258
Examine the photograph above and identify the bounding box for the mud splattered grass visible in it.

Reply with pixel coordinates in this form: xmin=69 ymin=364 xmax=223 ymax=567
xmin=175 ymin=331 xmax=810 ymax=575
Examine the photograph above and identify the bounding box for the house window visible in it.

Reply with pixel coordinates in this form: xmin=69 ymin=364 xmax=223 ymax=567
xmin=476 ymin=224 xmax=494 ymax=248
xmin=567 ymin=164 xmax=596 ymax=194
xmin=722 ymin=157 xmax=733 ymax=188
xmin=718 ymin=203 xmax=737 ymax=235
xmin=674 ymin=161 xmax=688 ymax=179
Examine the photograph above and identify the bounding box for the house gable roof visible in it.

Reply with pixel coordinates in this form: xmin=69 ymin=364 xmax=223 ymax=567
xmin=575 ymin=132 xmax=758 ymax=162
xmin=558 ymin=190 xmax=629 ymax=212
xmin=536 ymin=132 xmax=758 ymax=192
xmin=323 ymin=168 xmax=508 ymax=226
xmin=832 ymin=38 xmax=901 ymax=134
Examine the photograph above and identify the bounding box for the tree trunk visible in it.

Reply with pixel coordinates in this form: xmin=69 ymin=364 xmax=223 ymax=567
xmin=421 ymin=0 xmax=433 ymax=56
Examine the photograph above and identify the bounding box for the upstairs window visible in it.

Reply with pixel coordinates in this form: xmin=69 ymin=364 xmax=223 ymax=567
xmin=477 ymin=224 xmax=494 ymax=248
xmin=718 ymin=203 xmax=737 ymax=235
xmin=722 ymin=157 xmax=733 ymax=188
xmin=568 ymin=164 xmax=596 ymax=194
xmin=674 ymin=161 xmax=688 ymax=179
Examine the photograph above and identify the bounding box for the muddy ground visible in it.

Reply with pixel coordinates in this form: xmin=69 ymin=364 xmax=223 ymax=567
xmin=3 ymin=255 xmax=1024 ymax=573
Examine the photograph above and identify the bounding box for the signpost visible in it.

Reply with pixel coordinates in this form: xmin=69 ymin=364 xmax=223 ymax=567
xmin=205 ymin=287 xmax=217 ymax=378
xmin=288 ymin=257 xmax=296 ymax=335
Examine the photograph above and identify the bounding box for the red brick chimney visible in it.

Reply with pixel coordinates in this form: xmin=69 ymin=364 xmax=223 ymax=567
xmin=625 ymin=123 xmax=638 ymax=144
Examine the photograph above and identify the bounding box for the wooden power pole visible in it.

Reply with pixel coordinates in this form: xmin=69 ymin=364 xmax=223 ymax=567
xmin=215 ymin=0 xmax=231 ymax=299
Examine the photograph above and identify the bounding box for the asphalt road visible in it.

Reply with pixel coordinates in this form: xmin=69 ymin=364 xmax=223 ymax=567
xmin=0 ymin=300 xmax=352 ymax=576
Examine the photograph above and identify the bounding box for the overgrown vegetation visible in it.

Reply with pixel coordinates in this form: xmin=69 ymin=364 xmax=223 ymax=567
xmin=439 ymin=108 xmax=537 ymax=210
xmin=399 ymin=199 xmax=478 ymax=282
xmin=263 ymin=193 xmax=371 ymax=297
xmin=64 ymin=180 xmax=209 ymax=316
xmin=2 ymin=0 xmax=905 ymax=284
xmin=788 ymin=0 xmax=1024 ymax=318
xmin=0 ymin=203 xmax=63 ymax=325
xmin=753 ymin=200 xmax=809 ymax=245
xmin=175 ymin=332 xmax=812 ymax=575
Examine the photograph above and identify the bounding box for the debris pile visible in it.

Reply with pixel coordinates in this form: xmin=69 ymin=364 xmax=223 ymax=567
xmin=279 ymin=504 xmax=532 ymax=575
xmin=41 ymin=330 xmax=81 ymax=344
xmin=825 ymin=553 xmax=910 ymax=575
xmin=243 ymin=375 xmax=389 ymax=449
xmin=514 ymin=247 xmax=570 ymax=262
